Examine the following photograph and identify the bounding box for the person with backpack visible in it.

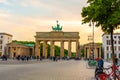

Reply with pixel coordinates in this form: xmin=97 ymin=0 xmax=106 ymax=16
xmin=95 ymin=57 xmax=104 ymax=79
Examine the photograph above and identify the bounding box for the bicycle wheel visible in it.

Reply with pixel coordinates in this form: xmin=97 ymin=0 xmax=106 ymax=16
xmin=116 ymin=70 xmax=120 ymax=79
xmin=97 ymin=73 xmax=108 ymax=80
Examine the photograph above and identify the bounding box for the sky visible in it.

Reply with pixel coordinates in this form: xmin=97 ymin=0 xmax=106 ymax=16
xmin=0 ymin=0 xmax=105 ymax=45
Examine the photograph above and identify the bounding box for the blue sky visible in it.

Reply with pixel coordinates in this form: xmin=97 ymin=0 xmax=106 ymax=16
xmin=0 ymin=0 xmax=104 ymax=45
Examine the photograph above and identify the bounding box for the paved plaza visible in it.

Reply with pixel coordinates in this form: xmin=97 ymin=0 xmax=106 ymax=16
xmin=0 ymin=59 xmax=95 ymax=80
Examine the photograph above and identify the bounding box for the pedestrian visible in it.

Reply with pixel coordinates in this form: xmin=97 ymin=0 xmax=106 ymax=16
xmin=27 ymin=56 xmax=29 ymax=61
xmin=37 ymin=56 xmax=39 ymax=61
xmin=115 ymin=56 xmax=118 ymax=65
xmin=97 ymin=58 xmax=104 ymax=68
xmin=40 ymin=56 xmax=42 ymax=61
xmin=95 ymin=57 xmax=104 ymax=79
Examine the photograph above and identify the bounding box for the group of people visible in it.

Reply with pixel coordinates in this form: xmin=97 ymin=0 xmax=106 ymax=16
xmin=1 ymin=54 xmax=7 ymax=61
xmin=16 ymin=55 xmax=31 ymax=61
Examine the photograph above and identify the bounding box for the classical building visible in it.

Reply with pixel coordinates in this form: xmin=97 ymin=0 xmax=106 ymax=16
xmin=35 ymin=21 xmax=80 ymax=58
xmin=6 ymin=42 xmax=35 ymax=58
xmin=102 ymin=33 xmax=120 ymax=59
xmin=0 ymin=33 xmax=12 ymax=56
xmin=84 ymin=43 xmax=102 ymax=59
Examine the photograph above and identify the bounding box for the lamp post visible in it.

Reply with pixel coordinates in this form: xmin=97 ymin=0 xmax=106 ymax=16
xmin=89 ymin=21 xmax=94 ymax=60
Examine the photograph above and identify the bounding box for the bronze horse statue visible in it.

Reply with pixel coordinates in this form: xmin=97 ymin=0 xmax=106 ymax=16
xmin=52 ymin=21 xmax=62 ymax=31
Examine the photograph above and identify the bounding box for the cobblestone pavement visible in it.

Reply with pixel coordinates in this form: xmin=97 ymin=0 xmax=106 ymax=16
xmin=0 ymin=60 xmax=95 ymax=80
xmin=0 ymin=59 xmax=50 ymax=64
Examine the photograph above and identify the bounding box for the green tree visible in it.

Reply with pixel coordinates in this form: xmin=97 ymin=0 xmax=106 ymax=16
xmin=81 ymin=0 xmax=120 ymax=79
xmin=54 ymin=45 xmax=60 ymax=56
xmin=81 ymin=49 xmax=84 ymax=57
xmin=64 ymin=49 xmax=68 ymax=57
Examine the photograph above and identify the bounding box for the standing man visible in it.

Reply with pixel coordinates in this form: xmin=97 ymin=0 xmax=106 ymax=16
xmin=95 ymin=57 xmax=104 ymax=79
xmin=115 ymin=56 xmax=118 ymax=65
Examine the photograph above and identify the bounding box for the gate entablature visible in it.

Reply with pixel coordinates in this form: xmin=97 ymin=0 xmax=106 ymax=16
xmin=35 ymin=32 xmax=79 ymax=39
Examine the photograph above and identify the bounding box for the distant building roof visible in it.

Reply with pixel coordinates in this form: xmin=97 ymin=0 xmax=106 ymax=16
xmin=7 ymin=42 xmax=35 ymax=47
xmin=83 ymin=42 xmax=102 ymax=46
xmin=23 ymin=44 xmax=35 ymax=47
xmin=16 ymin=42 xmax=35 ymax=47
xmin=102 ymin=33 xmax=120 ymax=36
xmin=0 ymin=33 xmax=13 ymax=37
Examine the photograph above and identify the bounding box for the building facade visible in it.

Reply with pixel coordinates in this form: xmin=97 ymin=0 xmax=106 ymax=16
xmin=102 ymin=33 xmax=120 ymax=59
xmin=0 ymin=33 xmax=12 ymax=56
xmin=6 ymin=42 xmax=35 ymax=58
xmin=84 ymin=43 xmax=102 ymax=59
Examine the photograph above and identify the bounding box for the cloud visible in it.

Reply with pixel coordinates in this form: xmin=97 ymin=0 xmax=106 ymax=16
xmin=0 ymin=0 xmax=11 ymax=5
xmin=7 ymin=0 xmax=86 ymax=20
xmin=11 ymin=0 xmax=43 ymax=7
xmin=0 ymin=12 xmax=11 ymax=19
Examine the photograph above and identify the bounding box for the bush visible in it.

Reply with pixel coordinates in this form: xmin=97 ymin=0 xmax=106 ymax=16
xmin=88 ymin=60 xmax=97 ymax=66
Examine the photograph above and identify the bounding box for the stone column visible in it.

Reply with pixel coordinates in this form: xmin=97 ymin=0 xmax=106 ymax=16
xmin=50 ymin=41 xmax=55 ymax=57
xmin=99 ymin=47 xmax=102 ymax=58
xmin=89 ymin=47 xmax=91 ymax=58
xmin=17 ymin=47 xmax=21 ymax=55
xmin=43 ymin=41 xmax=48 ymax=58
xmin=32 ymin=47 xmax=35 ymax=56
xmin=76 ymin=40 xmax=79 ymax=58
xmin=6 ymin=46 xmax=8 ymax=56
xmin=68 ymin=41 xmax=72 ymax=57
xmin=60 ymin=41 xmax=64 ymax=58
xmin=85 ymin=47 xmax=88 ymax=59
xmin=6 ymin=46 xmax=10 ymax=58
xmin=10 ymin=47 xmax=13 ymax=58
xmin=35 ymin=41 xmax=40 ymax=57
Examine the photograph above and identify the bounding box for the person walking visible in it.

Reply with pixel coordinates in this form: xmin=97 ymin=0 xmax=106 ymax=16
xmin=115 ymin=56 xmax=118 ymax=65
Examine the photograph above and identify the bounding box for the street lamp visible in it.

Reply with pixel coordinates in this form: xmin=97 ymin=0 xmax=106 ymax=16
xmin=89 ymin=21 xmax=94 ymax=60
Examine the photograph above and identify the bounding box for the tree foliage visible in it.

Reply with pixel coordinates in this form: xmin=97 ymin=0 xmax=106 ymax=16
xmin=81 ymin=0 xmax=120 ymax=33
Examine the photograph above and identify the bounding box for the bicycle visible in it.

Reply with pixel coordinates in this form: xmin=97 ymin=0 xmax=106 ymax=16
xmin=96 ymin=64 xmax=120 ymax=80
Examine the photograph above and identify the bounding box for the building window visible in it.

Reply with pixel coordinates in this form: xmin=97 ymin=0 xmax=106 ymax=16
xmin=14 ymin=48 xmax=16 ymax=50
xmin=110 ymin=46 xmax=112 ymax=51
xmin=0 ymin=40 xmax=2 ymax=44
xmin=114 ymin=40 xmax=116 ymax=44
xmin=107 ymin=53 xmax=109 ymax=59
xmin=114 ymin=36 xmax=116 ymax=38
xmin=107 ymin=40 xmax=109 ymax=45
xmin=0 ymin=46 xmax=2 ymax=49
xmin=119 ymin=54 xmax=120 ymax=58
xmin=119 ymin=46 xmax=120 ymax=51
xmin=118 ymin=36 xmax=120 ymax=39
xmin=115 ymin=54 xmax=117 ymax=57
xmin=111 ymin=53 xmax=113 ymax=58
xmin=106 ymin=36 xmax=108 ymax=38
xmin=108 ymin=40 xmax=111 ymax=45
xmin=106 ymin=46 xmax=109 ymax=50
xmin=118 ymin=41 xmax=120 ymax=44
xmin=114 ymin=46 xmax=117 ymax=51
xmin=110 ymin=46 xmax=117 ymax=51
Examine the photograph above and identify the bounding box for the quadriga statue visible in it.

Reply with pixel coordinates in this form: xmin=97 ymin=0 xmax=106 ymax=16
xmin=52 ymin=21 xmax=62 ymax=31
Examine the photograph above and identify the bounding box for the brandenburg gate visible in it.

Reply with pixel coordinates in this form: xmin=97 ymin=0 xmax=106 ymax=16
xmin=35 ymin=21 xmax=80 ymax=58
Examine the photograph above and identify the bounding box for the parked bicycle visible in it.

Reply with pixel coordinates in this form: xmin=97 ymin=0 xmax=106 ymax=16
xmin=95 ymin=64 xmax=120 ymax=80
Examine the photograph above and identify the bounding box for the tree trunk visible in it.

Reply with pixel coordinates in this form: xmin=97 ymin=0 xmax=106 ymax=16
xmin=110 ymin=29 xmax=116 ymax=80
